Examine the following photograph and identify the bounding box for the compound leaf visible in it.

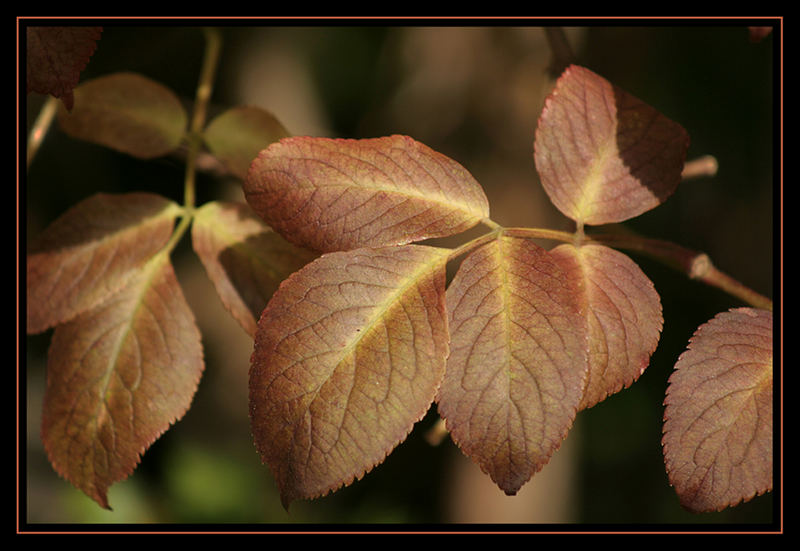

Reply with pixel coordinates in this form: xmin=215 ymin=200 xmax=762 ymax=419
xmin=550 ymin=243 xmax=662 ymax=409
xmin=203 ymin=106 xmax=290 ymax=180
xmin=40 ymin=252 xmax=204 ymax=509
xmin=57 ymin=72 xmax=187 ymax=159
xmin=244 ymin=135 xmax=490 ymax=252
xmin=27 ymin=192 xmax=182 ymax=334
xmin=663 ymin=307 xmax=773 ymax=513
xmin=26 ymin=26 xmax=102 ymax=110
xmin=191 ymin=200 xmax=316 ymax=336
xmin=249 ymin=245 xmax=449 ymax=508
xmin=534 ymin=65 xmax=689 ymax=226
xmin=438 ymin=235 xmax=588 ymax=495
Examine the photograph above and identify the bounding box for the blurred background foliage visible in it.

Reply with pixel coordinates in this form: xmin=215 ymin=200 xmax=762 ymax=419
xmin=24 ymin=22 xmax=776 ymax=527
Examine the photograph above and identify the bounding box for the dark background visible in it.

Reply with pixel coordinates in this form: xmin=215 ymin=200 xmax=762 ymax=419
xmin=23 ymin=21 xmax=778 ymax=527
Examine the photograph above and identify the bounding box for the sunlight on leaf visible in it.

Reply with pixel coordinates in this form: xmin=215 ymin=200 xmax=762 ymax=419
xmin=249 ymin=245 xmax=449 ymax=508
xmin=550 ymin=243 xmax=662 ymax=410
xmin=662 ymin=307 xmax=773 ymax=513
xmin=26 ymin=26 xmax=102 ymax=110
xmin=40 ymin=252 xmax=204 ymax=509
xmin=57 ymin=72 xmax=188 ymax=159
xmin=27 ymin=192 xmax=182 ymax=334
xmin=438 ymin=235 xmax=588 ymax=495
xmin=534 ymin=65 xmax=689 ymax=226
xmin=191 ymin=200 xmax=316 ymax=336
xmin=203 ymin=106 xmax=290 ymax=180
xmin=244 ymin=135 xmax=490 ymax=252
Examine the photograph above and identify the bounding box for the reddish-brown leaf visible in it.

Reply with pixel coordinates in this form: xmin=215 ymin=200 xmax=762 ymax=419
xmin=534 ymin=65 xmax=689 ymax=226
xmin=663 ymin=307 xmax=773 ymax=513
xmin=249 ymin=245 xmax=449 ymax=508
xmin=550 ymin=243 xmax=662 ymax=409
xmin=438 ymin=235 xmax=588 ymax=495
xmin=26 ymin=26 xmax=102 ymax=110
xmin=41 ymin=253 xmax=204 ymax=509
xmin=27 ymin=192 xmax=182 ymax=334
xmin=203 ymin=106 xmax=290 ymax=180
xmin=191 ymin=201 xmax=316 ymax=336
xmin=57 ymin=72 xmax=187 ymax=159
xmin=244 ymin=135 xmax=490 ymax=252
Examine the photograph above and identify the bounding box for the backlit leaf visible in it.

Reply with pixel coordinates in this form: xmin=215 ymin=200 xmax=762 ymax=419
xmin=57 ymin=72 xmax=188 ymax=159
xmin=203 ymin=106 xmax=290 ymax=180
xmin=244 ymin=135 xmax=490 ymax=252
xmin=26 ymin=26 xmax=102 ymax=110
xmin=191 ymin=201 xmax=316 ymax=336
xmin=550 ymin=243 xmax=662 ymax=409
xmin=41 ymin=252 xmax=204 ymax=509
xmin=663 ymin=307 xmax=773 ymax=513
xmin=438 ymin=235 xmax=588 ymax=495
xmin=534 ymin=65 xmax=689 ymax=226
xmin=249 ymin=245 xmax=449 ymax=508
xmin=27 ymin=192 xmax=182 ymax=334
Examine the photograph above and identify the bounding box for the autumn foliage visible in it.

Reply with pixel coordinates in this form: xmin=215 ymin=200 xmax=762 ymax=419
xmin=25 ymin=27 xmax=774 ymax=518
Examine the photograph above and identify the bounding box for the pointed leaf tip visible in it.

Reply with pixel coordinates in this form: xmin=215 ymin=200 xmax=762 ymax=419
xmin=41 ymin=254 xmax=204 ymax=509
xmin=438 ymin=236 xmax=589 ymax=495
xmin=244 ymin=135 xmax=490 ymax=253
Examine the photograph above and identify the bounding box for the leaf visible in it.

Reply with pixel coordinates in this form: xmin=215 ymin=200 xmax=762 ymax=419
xmin=40 ymin=252 xmax=204 ymax=509
xmin=249 ymin=245 xmax=449 ymax=508
xmin=27 ymin=192 xmax=182 ymax=334
xmin=534 ymin=65 xmax=689 ymax=226
xmin=437 ymin=235 xmax=588 ymax=495
xmin=203 ymin=106 xmax=290 ymax=180
xmin=26 ymin=26 xmax=102 ymax=110
xmin=244 ymin=135 xmax=490 ymax=253
xmin=662 ymin=307 xmax=773 ymax=513
xmin=57 ymin=72 xmax=188 ymax=159
xmin=549 ymin=243 xmax=662 ymax=409
xmin=191 ymin=201 xmax=316 ymax=337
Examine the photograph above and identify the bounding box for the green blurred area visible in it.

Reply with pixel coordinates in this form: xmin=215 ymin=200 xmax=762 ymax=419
xmin=23 ymin=22 xmax=777 ymax=528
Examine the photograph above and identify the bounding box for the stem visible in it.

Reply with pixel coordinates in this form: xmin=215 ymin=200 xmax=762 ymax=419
xmin=26 ymin=95 xmax=60 ymax=170
xmin=589 ymin=232 xmax=773 ymax=311
xmin=682 ymin=155 xmax=719 ymax=180
xmin=182 ymin=27 xmax=222 ymax=212
xmin=163 ymin=28 xmax=222 ymax=256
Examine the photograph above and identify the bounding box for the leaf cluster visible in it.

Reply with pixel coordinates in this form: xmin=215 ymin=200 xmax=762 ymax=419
xmin=25 ymin=26 xmax=774 ymax=518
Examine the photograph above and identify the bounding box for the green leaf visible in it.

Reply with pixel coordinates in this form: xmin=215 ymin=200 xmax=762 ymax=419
xmin=40 ymin=252 xmax=204 ymax=509
xmin=249 ymin=245 xmax=449 ymax=508
xmin=203 ymin=106 xmax=290 ymax=180
xmin=244 ymin=135 xmax=490 ymax=252
xmin=27 ymin=192 xmax=182 ymax=334
xmin=663 ymin=307 xmax=773 ymax=513
xmin=534 ymin=65 xmax=689 ymax=226
xmin=438 ymin=235 xmax=588 ymax=495
xmin=191 ymin=200 xmax=316 ymax=336
xmin=57 ymin=72 xmax=188 ymax=159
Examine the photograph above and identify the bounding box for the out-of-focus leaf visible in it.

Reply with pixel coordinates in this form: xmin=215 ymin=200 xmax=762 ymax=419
xmin=27 ymin=192 xmax=182 ymax=334
xmin=663 ymin=307 xmax=773 ymax=513
xmin=534 ymin=65 xmax=689 ymax=226
xmin=437 ymin=235 xmax=588 ymax=495
xmin=244 ymin=135 xmax=490 ymax=253
xmin=249 ymin=245 xmax=449 ymax=508
xmin=41 ymin=252 xmax=204 ymax=509
xmin=550 ymin=243 xmax=662 ymax=409
xmin=203 ymin=106 xmax=290 ymax=180
xmin=57 ymin=72 xmax=187 ymax=159
xmin=26 ymin=26 xmax=102 ymax=110
xmin=191 ymin=201 xmax=316 ymax=336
